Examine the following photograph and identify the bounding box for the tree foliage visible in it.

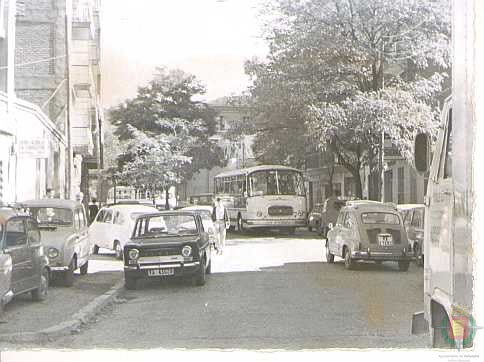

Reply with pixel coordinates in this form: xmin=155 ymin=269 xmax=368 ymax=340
xmin=108 ymin=67 xmax=225 ymax=192
xmin=246 ymin=0 xmax=450 ymax=197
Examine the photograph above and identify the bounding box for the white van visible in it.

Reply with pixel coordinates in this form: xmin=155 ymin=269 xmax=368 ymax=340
xmin=411 ymin=1 xmax=479 ymax=349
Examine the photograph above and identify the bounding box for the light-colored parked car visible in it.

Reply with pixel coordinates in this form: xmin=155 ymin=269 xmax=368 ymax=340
xmin=326 ymin=200 xmax=412 ymax=271
xmin=181 ymin=206 xmax=217 ymax=246
xmin=1 ymin=206 xmax=49 ymax=313
xmin=398 ymin=204 xmax=425 ymax=266
xmin=21 ymin=199 xmax=90 ymax=287
xmin=89 ymin=204 xmax=158 ymax=259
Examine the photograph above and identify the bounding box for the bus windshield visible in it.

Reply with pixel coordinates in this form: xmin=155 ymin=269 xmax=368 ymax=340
xmin=249 ymin=170 xmax=305 ymax=196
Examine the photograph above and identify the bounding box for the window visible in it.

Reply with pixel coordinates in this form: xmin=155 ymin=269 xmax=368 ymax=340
xmin=27 ymin=219 xmax=41 ymax=244
xmin=104 ymin=210 xmax=113 ymax=223
xmin=443 ymin=113 xmax=453 ymax=179
xmin=74 ymin=209 xmax=81 ymax=230
xmin=397 ymin=167 xmax=405 ymax=204
xmin=30 ymin=207 xmax=73 ymax=226
xmin=411 ymin=209 xmax=424 ymax=228
xmin=336 ymin=212 xmax=345 ymax=225
xmin=361 ymin=212 xmax=400 ymax=225
xmin=6 ymin=218 xmax=27 ymax=247
xmin=114 ymin=211 xmax=125 ymax=225
xmin=96 ymin=209 xmax=105 ymax=222
xmin=343 ymin=213 xmax=353 ymax=228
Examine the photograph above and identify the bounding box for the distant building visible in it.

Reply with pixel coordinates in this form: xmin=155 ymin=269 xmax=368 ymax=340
xmin=181 ymin=98 xmax=256 ymax=200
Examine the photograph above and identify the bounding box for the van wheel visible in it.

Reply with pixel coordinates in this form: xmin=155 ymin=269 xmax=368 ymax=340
xmin=326 ymin=243 xmax=334 ymax=263
xmin=237 ymin=215 xmax=245 ymax=233
xmin=344 ymin=249 xmax=354 ymax=270
xmin=63 ymin=258 xmax=75 ymax=287
xmin=32 ymin=267 xmax=49 ymax=301
xmin=79 ymin=261 xmax=88 ymax=275
xmin=114 ymin=241 xmax=123 ymax=260
xmin=398 ymin=261 xmax=410 ymax=271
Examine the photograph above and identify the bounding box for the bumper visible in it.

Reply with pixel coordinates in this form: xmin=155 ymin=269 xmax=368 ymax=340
xmin=1 ymin=290 xmax=14 ymax=306
xmin=244 ymin=218 xmax=307 ymax=228
xmin=351 ymin=250 xmax=413 ymax=261
xmin=49 ymin=266 xmax=69 ymax=272
xmin=124 ymin=261 xmax=201 ymax=279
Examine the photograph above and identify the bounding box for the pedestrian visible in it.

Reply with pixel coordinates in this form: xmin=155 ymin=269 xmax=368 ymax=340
xmin=88 ymin=197 xmax=99 ymax=224
xmin=211 ymin=197 xmax=229 ymax=255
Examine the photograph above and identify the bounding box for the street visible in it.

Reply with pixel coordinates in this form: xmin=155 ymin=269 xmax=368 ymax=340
xmin=3 ymin=230 xmax=427 ymax=350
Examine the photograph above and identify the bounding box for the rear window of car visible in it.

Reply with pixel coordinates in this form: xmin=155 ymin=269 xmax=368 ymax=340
xmin=361 ymin=212 xmax=400 ymax=225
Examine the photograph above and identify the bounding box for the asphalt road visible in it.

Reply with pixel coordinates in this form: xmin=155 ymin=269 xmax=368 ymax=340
xmin=19 ymin=229 xmax=427 ymax=350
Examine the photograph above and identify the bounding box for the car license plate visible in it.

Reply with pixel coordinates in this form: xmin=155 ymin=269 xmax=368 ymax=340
xmin=148 ymin=268 xmax=174 ymax=277
xmin=378 ymin=234 xmax=393 ymax=246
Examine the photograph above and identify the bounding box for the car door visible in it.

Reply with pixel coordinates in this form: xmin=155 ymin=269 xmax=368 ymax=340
xmin=26 ymin=218 xmax=42 ymax=289
xmin=4 ymin=217 xmax=32 ymax=294
xmin=88 ymin=208 xmax=105 ymax=247
xmin=101 ymin=209 xmax=114 ymax=249
xmin=76 ymin=207 xmax=90 ymax=264
xmin=0 ymin=233 xmax=12 ymax=302
xmin=329 ymin=211 xmax=345 ymax=256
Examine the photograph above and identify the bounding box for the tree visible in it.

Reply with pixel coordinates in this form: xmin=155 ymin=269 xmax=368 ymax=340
xmin=108 ymin=67 xmax=225 ymax=203
xmin=246 ymin=0 xmax=450 ymax=197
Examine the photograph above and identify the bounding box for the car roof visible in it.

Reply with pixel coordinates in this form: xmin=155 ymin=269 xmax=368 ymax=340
xmin=343 ymin=200 xmax=399 ymax=213
xmin=0 ymin=207 xmax=32 ymax=225
xmin=102 ymin=204 xmax=158 ymax=212
xmin=20 ymin=198 xmax=81 ymax=209
xmin=215 ymin=165 xmax=302 ymax=178
xmin=135 ymin=210 xmax=199 ymax=218
xmin=397 ymin=204 xmax=425 ymax=210
xmin=182 ymin=206 xmax=213 ymax=212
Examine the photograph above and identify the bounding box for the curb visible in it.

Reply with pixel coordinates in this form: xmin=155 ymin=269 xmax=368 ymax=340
xmin=0 ymin=279 xmax=125 ymax=344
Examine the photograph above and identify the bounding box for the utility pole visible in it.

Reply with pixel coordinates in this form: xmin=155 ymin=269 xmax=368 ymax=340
xmin=65 ymin=0 xmax=73 ymax=199
xmin=7 ymin=0 xmax=16 ymax=201
xmin=380 ymin=40 xmax=385 ymax=203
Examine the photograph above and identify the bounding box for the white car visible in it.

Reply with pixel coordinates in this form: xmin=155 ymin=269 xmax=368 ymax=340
xmin=89 ymin=204 xmax=158 ymax=259
xmin=181 ymin=206 xmax=217 ymax=245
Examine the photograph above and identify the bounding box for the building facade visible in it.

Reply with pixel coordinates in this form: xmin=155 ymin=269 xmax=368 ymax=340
xmin=13 ymin=0 xmax=103 ymax=206
xmin=182 ymin=100 xmax=256 ymax=200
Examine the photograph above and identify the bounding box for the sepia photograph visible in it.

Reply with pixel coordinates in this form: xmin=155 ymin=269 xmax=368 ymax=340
xmin=0 ymin=0 xmax=483 ymax=360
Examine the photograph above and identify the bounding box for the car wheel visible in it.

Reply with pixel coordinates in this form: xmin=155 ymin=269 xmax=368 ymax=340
xmin=344 ymin=249 xmax=354 ymax=270
xmin=206 ymin=256 xmax=212 ymax=274
xmin=79 ymin=261 xmax=88 ymax=275
xmin=93 ymin=245 xmax=99 ymax=255
xmin=193 ymin=255 xmax=207 ymax=286
xmin=237 ymin=215 xmax=245 ymax=234
xmin=124 ymin=276 xmax=138 ymax=290
xmin=326 ymin=243 xmax=335 ymax=263
xmin=63 ymin=258 xmax=75 ymax=287
xmin=398 ymin=260 xmax=410 ymax=272
xmin=114 ymin=241 xmax=123 ymax=260
xmin=32 ymin=267 xmax=49 ymax=301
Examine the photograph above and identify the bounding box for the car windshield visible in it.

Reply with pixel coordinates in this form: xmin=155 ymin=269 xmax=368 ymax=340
xmin=249 ymin=170 xmax=305 ymax=196
xmin=361 ymin=212 xmax=400 ymax=225
xmin=29 ymin=207 xmax=73 ymax=226
xmin=135 ymin=214 xmax=198 ymax=237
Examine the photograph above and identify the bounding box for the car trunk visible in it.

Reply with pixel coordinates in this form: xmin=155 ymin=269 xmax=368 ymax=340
xmin=359 ymin=223 xmax=407 ymax=253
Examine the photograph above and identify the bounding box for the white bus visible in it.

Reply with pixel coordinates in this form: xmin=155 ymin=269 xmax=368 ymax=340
xmin=214 ymin=165 xmax=307 ymax=233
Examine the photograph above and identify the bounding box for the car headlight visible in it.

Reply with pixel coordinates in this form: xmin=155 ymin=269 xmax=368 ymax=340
xmin=128 ymin=249 xmax=139 ymax=260
xmin=182 ymin=246 xmax=192 ymax=257
xmin=48 ymin=247 xmax=59 ymax=259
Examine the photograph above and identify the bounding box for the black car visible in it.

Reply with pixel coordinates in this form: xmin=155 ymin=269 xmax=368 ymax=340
xmin=0 ymin=206 xmax=50 ymax=312
xmin=123 ymin=211 xmax=213 ymax=289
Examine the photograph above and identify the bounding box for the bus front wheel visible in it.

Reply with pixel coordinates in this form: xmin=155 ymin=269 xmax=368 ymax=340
xmin=237 ymin=215 xmax=245 ymax=233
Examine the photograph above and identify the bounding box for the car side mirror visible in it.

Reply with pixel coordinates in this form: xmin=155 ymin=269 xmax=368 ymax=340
xmin=414 ymin=133 xmax=430 ymax=173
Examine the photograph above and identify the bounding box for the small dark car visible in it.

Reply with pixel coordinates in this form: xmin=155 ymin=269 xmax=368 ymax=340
xmin=0 ymin=206 xmax=49 ymax=312
xmin=123 ymin=211 xmax=213 ymax=289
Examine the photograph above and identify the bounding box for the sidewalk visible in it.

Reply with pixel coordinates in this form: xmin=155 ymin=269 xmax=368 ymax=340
xmin=0 ymin=257 xmax=123 ymax=342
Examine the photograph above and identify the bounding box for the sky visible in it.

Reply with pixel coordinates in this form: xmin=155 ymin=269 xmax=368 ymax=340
xmin=100 ymin=0 xmax=268 ymax=108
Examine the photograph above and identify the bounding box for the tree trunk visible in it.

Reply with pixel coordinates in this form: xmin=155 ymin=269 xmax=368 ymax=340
xmin=327 ymin=159 xmax=335 ymax=197
xmin=352 ymin=170 xmax=363 ymax=199
xmin=165 ymin=188 xmax=170 ymax=210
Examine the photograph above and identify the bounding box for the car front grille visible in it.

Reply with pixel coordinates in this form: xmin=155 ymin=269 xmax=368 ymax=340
xmin=268 ymin=206 xmax=293 ymax=216
xmin=139 ymin=248 xmax=180 ymax=257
